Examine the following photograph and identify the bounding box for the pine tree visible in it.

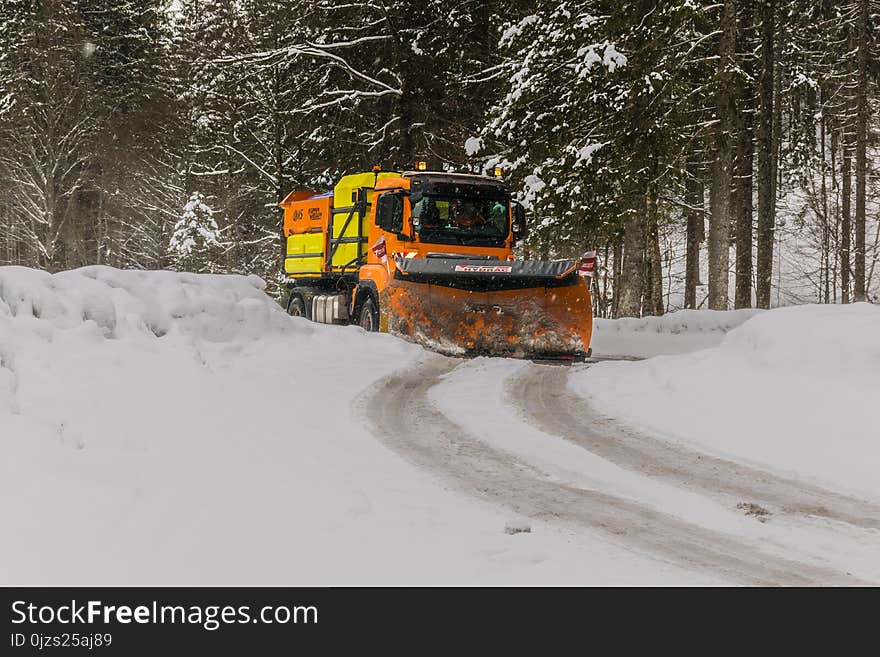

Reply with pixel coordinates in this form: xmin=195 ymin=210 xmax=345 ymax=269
xmin=169 ymin=191 xmax=221 ymax=271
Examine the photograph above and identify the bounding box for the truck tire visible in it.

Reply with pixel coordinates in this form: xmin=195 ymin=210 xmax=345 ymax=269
xmin=287 ymin=294 xmax=307 ymax=318
xmin=357 ymin=295 xmax=379 ymax=332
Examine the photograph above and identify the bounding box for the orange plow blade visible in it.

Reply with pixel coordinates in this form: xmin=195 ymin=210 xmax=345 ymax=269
xmin=381 ymin=258 xmax=593 ymax=360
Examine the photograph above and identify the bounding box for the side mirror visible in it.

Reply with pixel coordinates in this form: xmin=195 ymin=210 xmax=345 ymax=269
xmin=411 ymin=203 xmax=421 ymax=230
xmin=376 ymin=193 xmax=397 ymax=232
xmin=512 ymin=202 xmax=528 ymax=240
xmin=409 ymin=179 xmax=423 ymax=204
xmin=376 ymin=192 xmax=407 ymax=239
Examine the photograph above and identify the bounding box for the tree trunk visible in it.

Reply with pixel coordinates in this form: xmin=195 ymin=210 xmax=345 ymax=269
xmin=646 ymin=186 xmax=664 ymax=315
xmin=398 ymin=75 xmax=415 ymax=167
xmin=755 ymin=0 xmax=775 ymax=309
xmin=734 ymin=149 xmax=754 ymax=309
xmin=853 ymin=0 xmax=868 ymax=302
xmin=841 ymin=40 xmax=853 ymax=306
xmin=820 ymin=87 xmax=829 ymax=304
xmin=650 ymin=222 xmax=664 ymax=316
xmin=842 ymin=141 xmax=852 ymax=303
xmin=602 ymin=242 xmax=611 ymax=317
xmin=708 ymin=0 xmax=736 ymax=311
xmin=708 ymin=153 xmax=732 ymax=311
xmin=684 ymin=160 xmax=704 ymax=309
xmin=617 ymin=185 xmax=647 ymax=318
xmin=734 ymin=1 xmax=754 ymax=309
xmin=612 ymin=239 xmax=623 ymax=317
xmin=831 ymin=126 xmax=839 ymax=302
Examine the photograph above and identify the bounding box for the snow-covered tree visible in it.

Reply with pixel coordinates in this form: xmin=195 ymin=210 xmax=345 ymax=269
xmin=168 ymin=192 xmax=221 ymax=271
xmin=476 ymin=1 xmax=718 ymax=316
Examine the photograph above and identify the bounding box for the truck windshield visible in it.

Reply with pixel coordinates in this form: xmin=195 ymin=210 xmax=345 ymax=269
xmin=411 ymin=195 xmax=510 ymax=247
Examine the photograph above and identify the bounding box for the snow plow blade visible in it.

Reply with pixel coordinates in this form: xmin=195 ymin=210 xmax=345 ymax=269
xmin=381 ymin=257 xmax=592 ymax=360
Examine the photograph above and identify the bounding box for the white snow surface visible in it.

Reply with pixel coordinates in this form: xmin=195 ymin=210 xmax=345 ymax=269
xmin=6 ymin=268 xmax=875 ymax=584
xmin=430 ymin=357 xmax=880 ymax=582
xmin=0 ymin=266 xmax=701 ymax=585
xmin=573 ymin=303 xmax=880 ymax=500
xmin=591 ymin=308 xmax=762 ymax=358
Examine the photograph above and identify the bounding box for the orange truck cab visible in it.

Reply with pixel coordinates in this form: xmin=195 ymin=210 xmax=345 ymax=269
xmin=280 ymin=168 xmax=592 ymax=360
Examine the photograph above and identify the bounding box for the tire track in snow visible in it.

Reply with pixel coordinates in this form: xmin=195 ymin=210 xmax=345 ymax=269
xmin=363 ymin=355 xmax=864 ymax=586
xmin=510 ymin=363 xmax=880 ymax=531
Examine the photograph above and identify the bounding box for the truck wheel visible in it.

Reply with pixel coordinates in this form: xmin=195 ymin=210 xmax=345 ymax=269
xmin=358 ymin=296 xmax=379 ymax=332
xmin=287 ymin=294 xmax=307 ymax=318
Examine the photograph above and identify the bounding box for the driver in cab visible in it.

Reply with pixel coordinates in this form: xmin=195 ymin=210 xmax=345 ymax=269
xmin=453 ymin=200 xmax=486 ymax=228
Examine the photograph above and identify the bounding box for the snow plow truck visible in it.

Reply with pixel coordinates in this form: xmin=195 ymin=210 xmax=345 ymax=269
xmin=280 ymin=166 xmax=593 ymax=360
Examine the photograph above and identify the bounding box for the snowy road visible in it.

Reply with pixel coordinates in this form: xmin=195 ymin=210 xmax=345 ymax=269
xmin=512 ymin=364 xmax=880 ymax=531
xmin=363 ymin=355 xmax=878 ymax=585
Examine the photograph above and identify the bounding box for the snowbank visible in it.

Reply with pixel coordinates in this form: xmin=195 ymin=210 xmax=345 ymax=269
xmin=0 ymin=266 xmax=694 ymax=585
xmin=0 ymin=265 xmax=292 ymax=342
xmin=573 ymin=303 xmax=880 ymax=499
xmin=591 ymin=308 xmax=761 ymax=358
